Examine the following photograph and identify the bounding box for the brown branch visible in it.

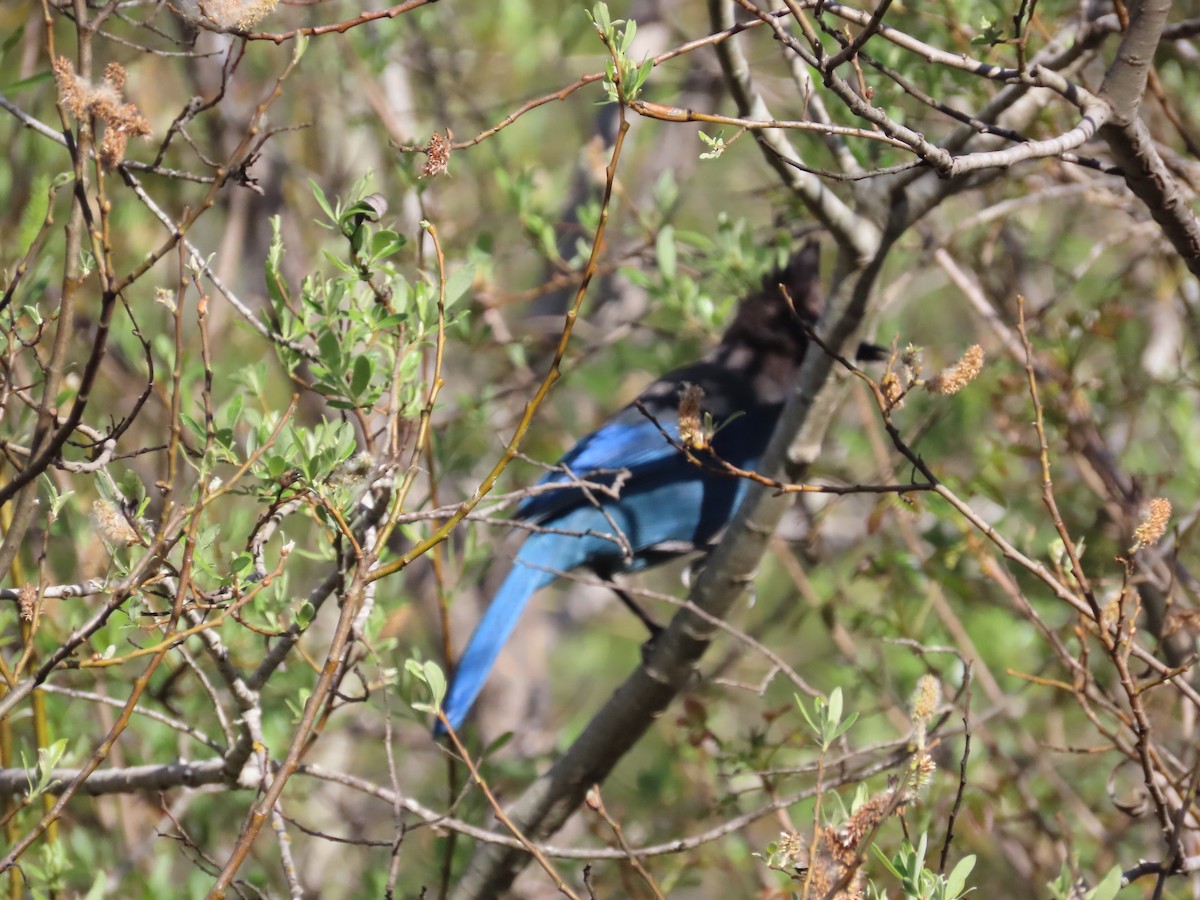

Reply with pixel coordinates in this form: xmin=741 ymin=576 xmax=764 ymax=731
xmin=237 ymin=0 xmax=435 ymax=43
xmin=1096 ymin=0 xmax=1200 ymax=275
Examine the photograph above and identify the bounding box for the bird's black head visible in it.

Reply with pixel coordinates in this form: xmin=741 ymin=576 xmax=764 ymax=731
xmin=720 ymin=241 xmax=823 ymax=361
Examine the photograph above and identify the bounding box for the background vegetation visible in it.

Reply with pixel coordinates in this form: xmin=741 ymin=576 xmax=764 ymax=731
xmin=0 ymin=0 xmax=1197 ymax=896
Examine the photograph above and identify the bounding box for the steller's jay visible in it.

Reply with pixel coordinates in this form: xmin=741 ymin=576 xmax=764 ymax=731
xmin=437 ymin=243 xmax=828 ymax=735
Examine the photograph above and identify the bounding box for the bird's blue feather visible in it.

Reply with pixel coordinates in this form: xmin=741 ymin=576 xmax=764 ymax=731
xmin=515 ymin=417 xmax=682 ymax=523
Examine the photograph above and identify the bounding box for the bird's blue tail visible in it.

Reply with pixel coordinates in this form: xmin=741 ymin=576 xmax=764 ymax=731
xmin=435 ymin=535 xmax=573 ymax=735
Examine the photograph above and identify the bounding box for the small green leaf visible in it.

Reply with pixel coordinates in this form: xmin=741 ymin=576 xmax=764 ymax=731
xmin=287 ymin=687 xmax=312 ymax=722
xmin=4 ymin=69 xmax=53 ymax=94
xmin=590 ymin=2 xmax=612 ymax=34
xmin=945 ymin=854 xmax=976 ymax=896
xmin=482 ymin=730 xmax=514 ymax=755
xmin=827 ymin=711 xmax=859 ymax=744
xmin=443 ymin=265 xmax=475 ymax=309
xmin=48 ymin=490 xmax=74 ymax=520
xmin=82 ymin=871 xmax=109 ymax=900
xmin=265 ymin=216 xmax=288 ymax=307
xmin=24 ymin=738 xmax=68 ymax=800
xmin=699 ymin=130 xmax=727 ymax=160
xmin=323 ymin=251 xmax=357 ymax=274
xmin=827 ymin=686 xmax=843 ymax=725
xmin=621 ymin=18 xmax=637 ymax=53
xmin=309 ymin=179 xmax=336 ymax=223
xmin=316 ymin=330 xmax=343 ymax=371
xmin=226 ymin=392 xmax=244 ymax=429
xmin=370 ymin=228 xmax=406 ymax=259
xmin=871 ymin=843 xmax=904 ymax=880
xmin=17 ymin=173 xmax=51 ymax=255
xmin=1088 ymin=866 xmax=1123 ymax=900
xmin=377 ymin=312 xmax=409 ymax=330
xmin=350 ymin=354 xmax=373 ymax=398
xmin=633 ymin=58 xmax=654 ymax=95
xmin=795 ymin=691 xmax=820 ymax=734
xmin=1 ymin=24 xmax=25 ymax=60
xmin=422 ymin=660 xmax=447 ymax=706
xmin=406 ymin=658 xmax=448 ymax=711
xmin=657 ymin=224 xmax=676 ymax=281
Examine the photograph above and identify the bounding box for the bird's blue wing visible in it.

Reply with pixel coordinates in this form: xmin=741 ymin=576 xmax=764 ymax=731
xmin=515 ymin=407 xmax=684 ymax=523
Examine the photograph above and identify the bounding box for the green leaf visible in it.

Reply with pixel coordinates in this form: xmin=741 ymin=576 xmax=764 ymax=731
xmin=370 ymin=228 xmax=406 ymax=259
xmin=405 ymin=658 xmax=448 ymax=709
xmin=871 ymin=843 xmax=904 ymax=880
xmin=827 ymin=710 xmax=859 ymax=744
xmin=621 ymin=18 xmax=637 ymax=54
xmin=0 ymin=24 xmax=25 ymax=61
xmin=350 ymin=354 xmax=373 ymax=398
xmin=265 ymin=455 xmax=287 ymax=479
xmin=316 ymin=330 xmax=344 ymax=372
xmin=1088 ymin=866 xmax=1123 ymax=900
xmin=945 ymin=854 xmax=976 ymax=896
xmin=971 ymin=17 xmax=1005 ymax=46
xmin=1046 ymin=862 xmax=1074 ymax=898
xmin=323 ymin=250 xmax=357 ymax=274
xmin=795 ymin=691 xmax=820 ymax=735
xmin=913 ymin=833 xmax=928 ymax=872
xmin=657 ymin=224 xmax=676 ymax=281
xmin=443 ymin=265 xmax=475 ymax=310
xmin=652 ymin=169 xmax=678 ymax=215
xmin=633 ymin=58 xmax=654 ymax=95
xmin=590 ymin=2 xmax=612 ymax=34
xmin=287 ymin=687 xmax=312 ymax=722
xmin=309 ymin=179 xmax=336 ymax=223
xmin=482 ymin=730 xmax=514 ymax=755
xmin=24 ymin=738 xmax=68 ymax=800
xmin=17 ymin=173 xmax=51 ymax=255
xmin=4 ymin=69 xmax=53 ymax=94
xmin=226 ymin=392 xmax=245 ymax=430
xmin=699 ymin=130 xmax=728 ymax=160
xmin=796 ymin=687 xmax=857 ymax=750
xmin=424 ymin=662 xmax=446 ymax=706
xmin=82 ymin=871 xmax=109 ymax=900
xmin=828 ymin=686 xmax=843 ymax=725
xmin=180 ymin=412 xmax=206 ymax=443
xmin=377 ymin=312 xmax=409 ymax=330
xmin=265 ymin=216 xmax=288 ymax=308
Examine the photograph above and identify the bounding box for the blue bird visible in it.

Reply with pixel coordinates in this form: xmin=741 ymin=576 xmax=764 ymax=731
xmin=437 ymin=243 xmax=828 ymax=735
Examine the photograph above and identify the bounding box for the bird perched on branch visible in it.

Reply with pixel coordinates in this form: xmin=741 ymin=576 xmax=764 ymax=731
xmin=437 ymin=242 xmax=830 ymax=735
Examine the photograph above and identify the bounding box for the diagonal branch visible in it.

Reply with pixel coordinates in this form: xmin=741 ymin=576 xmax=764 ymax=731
xmin=1096 ymin=0 xmax=1200 ymax=276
